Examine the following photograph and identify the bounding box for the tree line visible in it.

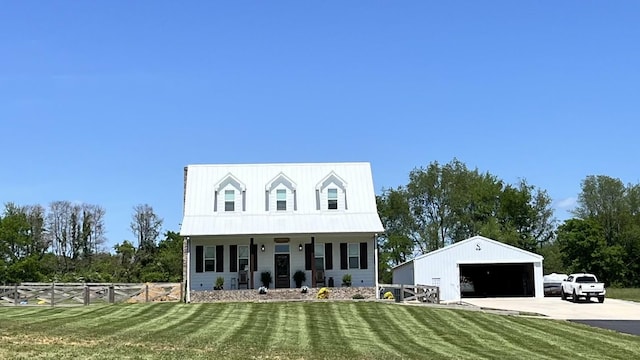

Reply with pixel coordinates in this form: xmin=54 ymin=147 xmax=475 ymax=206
xmin=376 ymin=158 xmax=640 ymax=287
xmin=0 ymin=202 xmax=182 ymax=284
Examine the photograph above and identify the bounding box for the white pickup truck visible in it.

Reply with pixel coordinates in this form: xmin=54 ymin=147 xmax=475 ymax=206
xmin=560 ymin=273 xmax=606 ymax=303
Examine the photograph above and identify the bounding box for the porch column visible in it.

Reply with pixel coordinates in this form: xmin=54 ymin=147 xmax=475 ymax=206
xmin=250 ymin=237 xmax=254 ymax=289
xmin=311 ymin=236 xmax=315 ymax=287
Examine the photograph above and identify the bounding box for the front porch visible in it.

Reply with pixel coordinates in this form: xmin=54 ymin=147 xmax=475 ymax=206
xmin=190 ymin=286 xmax=377 ymax=302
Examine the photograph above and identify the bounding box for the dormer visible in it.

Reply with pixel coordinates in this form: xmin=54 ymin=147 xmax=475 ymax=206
xmin=213 ymin=173 xmax=246 ymax=212
xmin=315 ymin=171 xmax=348 ymax=211
xmin=265 ymin=172 xmax=297 ymax=211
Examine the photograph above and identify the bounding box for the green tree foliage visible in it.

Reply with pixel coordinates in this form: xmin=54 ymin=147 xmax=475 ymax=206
xmin=377 ymin=159 xmax=557 ymax=265
xmin=562 ymin=175 xmax=640 ymax=286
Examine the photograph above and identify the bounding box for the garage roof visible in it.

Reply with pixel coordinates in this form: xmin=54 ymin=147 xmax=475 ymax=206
xmin=393 ymin=235 xmax=543 ymax=269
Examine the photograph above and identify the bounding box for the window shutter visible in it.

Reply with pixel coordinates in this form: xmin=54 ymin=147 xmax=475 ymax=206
xmin=195 ymin=246 xmax=203 ymax=273
xmin=325 ymin=243 xmax=333 ymax=270
xmin=360 ymin=242 xmax=368 ymax=269
xmin=305 ymin=243 xmax=312 ymax=270
xmin=251 ymin=244 xmax=258 ymax=271
xmin=216 ymin=245 xmax=224 ymax=273
xmin=340 ymin=243 xmax=348 ymax=270
xmin=229 ymin=245 xmax=237 ymax=272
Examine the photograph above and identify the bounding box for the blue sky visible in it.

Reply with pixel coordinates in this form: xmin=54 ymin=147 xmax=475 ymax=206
xmin=2 ymin=1 xmax=639 ymax=250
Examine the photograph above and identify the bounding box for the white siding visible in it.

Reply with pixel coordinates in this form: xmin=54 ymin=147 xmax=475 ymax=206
xmin=189 ymin=234 xmax=376 ymax=290
xmin=392 ymin=261 xmax=414 ymax=285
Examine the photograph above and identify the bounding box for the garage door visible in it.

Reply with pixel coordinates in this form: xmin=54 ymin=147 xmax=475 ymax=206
xmin=459 ymin=263 xmax=535 ymax=298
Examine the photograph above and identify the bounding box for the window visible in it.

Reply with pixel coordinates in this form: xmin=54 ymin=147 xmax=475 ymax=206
xmin=328 ymin=188 xmax=338 ymax=210
xmin=225 ymin=190 xmax=235 ymax=211
xmin=276 ymin=189 xmax=286 ymax=211
xmin=238 ymin=245 xmax=249 ymax=271
xmin=275 ymin=244 xmax=290 ymax=253
xmin=205 ymin=246 xmax=216 ymax=272
xmin=315 ymin=243 xmax=325 ymax=270
xmin=348 ymin=243 xmax=359 ymax=269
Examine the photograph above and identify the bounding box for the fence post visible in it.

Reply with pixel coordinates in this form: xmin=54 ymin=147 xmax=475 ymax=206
xmin=14 ymin=284 xmax=18 ymax=306
xmin=108 ymin=285 xmax=115 ymax=304
xmin=399 ymin=284 xmax=404 ymax=302
xmin=145 ymin=284 xmax=149 ymax=303
xmin=51 ymin=282 xmax=55 ymax=307
xmin=84 ymin=285 xmax=90 ymax=306
xmin=180 ymin=282 xmax=184 ymax=303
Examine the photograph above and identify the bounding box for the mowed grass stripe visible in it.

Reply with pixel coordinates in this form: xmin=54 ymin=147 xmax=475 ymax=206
xmin=355 ymin=302 xmax=440 ymax=359
xmin=519 ymin=318 xmax=640 ymax=358
xmin=510 ymin=316 xmax=640 ymax=358
xmin=402 ymin=307 xmax=482 ymax=358
xmin=451 ymin=310 xmax=559 ymax=359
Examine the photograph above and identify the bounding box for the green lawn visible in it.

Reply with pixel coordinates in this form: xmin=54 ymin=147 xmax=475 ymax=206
xmin=0 ymin=302 xmax=638 ymax=359
xmin=607 ymin=288 xmax=640 ymax=302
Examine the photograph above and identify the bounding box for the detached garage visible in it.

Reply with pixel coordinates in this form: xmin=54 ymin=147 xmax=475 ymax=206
xmin=392 ymin=236 xmax=544 ymax=302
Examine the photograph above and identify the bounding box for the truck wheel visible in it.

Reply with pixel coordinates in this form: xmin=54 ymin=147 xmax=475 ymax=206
xmin=561 ymin=289 xmax=566 ymax=300
xmin=572 ymin=290 xmax=578 ymax=303
xmin=598 ymin=296 xmax=605 ymax=303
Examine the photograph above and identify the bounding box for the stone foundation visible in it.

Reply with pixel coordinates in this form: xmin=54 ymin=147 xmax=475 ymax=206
xmin=190 ymin=286 xmax=376 ymax=302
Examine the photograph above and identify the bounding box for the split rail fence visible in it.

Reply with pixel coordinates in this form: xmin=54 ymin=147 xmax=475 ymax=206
xmin=378 ymin=283 xmax=440 ymax=303
xmin=0 ymin=282 xmax=182 ymax=307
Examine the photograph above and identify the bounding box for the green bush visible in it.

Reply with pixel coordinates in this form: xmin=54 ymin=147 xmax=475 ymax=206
xmin=352 ymin=293 xmax=365 ymax=299
xmin=214 ymin=276 xmax=224 ymax=290
xmin=260 ymin=271 xmax=272 ymax=288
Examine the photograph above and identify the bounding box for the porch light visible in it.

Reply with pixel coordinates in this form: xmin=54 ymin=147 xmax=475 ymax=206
xmin=261 ymin=244 xmax=265 ymax=252
xmin=298 ymin=244 xmax=303 ymax=251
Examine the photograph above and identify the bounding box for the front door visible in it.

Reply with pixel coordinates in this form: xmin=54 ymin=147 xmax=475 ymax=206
xmin=274 ymin=254 xmax=290 ymax=288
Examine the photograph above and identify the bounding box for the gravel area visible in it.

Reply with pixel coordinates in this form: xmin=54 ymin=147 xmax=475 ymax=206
xmin=190 ymin=286 xmax=377 ymax=302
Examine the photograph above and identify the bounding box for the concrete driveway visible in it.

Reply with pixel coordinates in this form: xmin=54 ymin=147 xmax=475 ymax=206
xmin=460 ymin=297 xmax=640 ymax=320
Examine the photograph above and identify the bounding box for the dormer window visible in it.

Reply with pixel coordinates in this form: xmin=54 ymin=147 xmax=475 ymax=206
xmin=316 ymin=171 xmax=347 ymax=211
xmin=327 ymin=188 xmax=338 ymax=210
xmin=225 ymin=190 xmax=235 ymax=211
xmin=214 ymin=173 xmax=246 ymax=212
xmin=276 ymin=189 xmax=287 ymax=211
xmin=266 ymin=172 xmax=297 ymax=212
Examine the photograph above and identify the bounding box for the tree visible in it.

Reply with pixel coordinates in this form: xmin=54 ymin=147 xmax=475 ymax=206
xmin=130 ymin=204 xmax=163 ymax=252
xmin=376 ymin=188 xmax=415 ymax=282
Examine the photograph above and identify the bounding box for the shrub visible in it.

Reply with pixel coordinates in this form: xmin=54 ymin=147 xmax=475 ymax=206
xmin=383 ymin=291 xmax=395 ymax=300
xmin=293 ymin=270 xmax=306 ymax=287
xmin=258 ymin=286 xmax=268 ymax=294
xmin=214 ymin=276 xmax=224 ymax=290
xmin=342 ymin=274 xmax=352 ymax=286
xmin=317 ymin=287 xmax=330 ymax=299
xmin=352 ymin=293 xmax=365 ymax=299
xmin=301 ymin=286 xmax=309 ymax=294
xmin=260 ymin=271 xmax=272 ymax=288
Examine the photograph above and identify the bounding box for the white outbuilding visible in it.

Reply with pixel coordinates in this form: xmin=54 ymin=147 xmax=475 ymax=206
xmin=392 ymin=235 xmax=544 ymax=302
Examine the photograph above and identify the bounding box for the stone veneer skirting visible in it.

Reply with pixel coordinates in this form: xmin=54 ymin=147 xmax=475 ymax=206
xmin=190 ymin=286 xmax=377 ymax=302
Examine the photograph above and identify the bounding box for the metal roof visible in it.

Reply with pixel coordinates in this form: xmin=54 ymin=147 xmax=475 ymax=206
xmin=180 ymin=162 xmax=384 ymax=236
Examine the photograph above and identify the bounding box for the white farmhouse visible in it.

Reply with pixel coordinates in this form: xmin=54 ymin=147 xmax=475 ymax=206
xmin=392 ymin=236 xmax=544 ymax=302
xmin=180 ymin=162 xmax=385 ymax=298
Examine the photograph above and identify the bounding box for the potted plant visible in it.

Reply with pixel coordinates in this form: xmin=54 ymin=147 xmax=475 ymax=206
xmin=260 ymin=271 xmax=272 ymax=288
xmin=214 ymin=276 xmax=224 ymax=290
xmin=342 ymin=274 xmax=352 ymax=287
xmin=292 ymin=270 xmax=306 ymax=288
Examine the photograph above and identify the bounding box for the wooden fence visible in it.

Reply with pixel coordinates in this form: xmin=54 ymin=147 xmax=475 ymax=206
xmin=378 ymin=284 xmax=440 ymax=304
xmin=0 ymin=282 xmax=183 ymax=307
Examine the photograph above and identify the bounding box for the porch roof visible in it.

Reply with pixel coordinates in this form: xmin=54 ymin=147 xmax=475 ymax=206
xmin=180 ymin=212 xmax=384 ymax=236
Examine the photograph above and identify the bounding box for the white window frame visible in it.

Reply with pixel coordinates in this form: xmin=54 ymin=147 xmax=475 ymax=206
xmin=238 ymin=245 xmax=249 ymax=271
xmin=315 ymin=243 xmax=325 ymax=270
xmin=276 ymin=189 xmax=287 ymax=211
xmin=348 ymin=243 xmax=359 ymax=269
xmin=205 ymin=246 xmax=216 ymax=272
xmin=327 ymin=188 xmax=338 ymax=210
xmin=225 ymin=190 xmax=235 ymax=212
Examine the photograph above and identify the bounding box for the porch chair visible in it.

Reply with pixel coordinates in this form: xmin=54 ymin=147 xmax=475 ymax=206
xmin=315 ymin=269 xmax=326 ymax=287
xmin=238 ymin=269 xmax=249 ymax=289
